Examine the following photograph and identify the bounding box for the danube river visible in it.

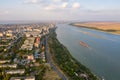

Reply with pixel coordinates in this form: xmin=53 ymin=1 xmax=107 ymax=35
xmin=56 ymin=24 xmax=120 ymax=80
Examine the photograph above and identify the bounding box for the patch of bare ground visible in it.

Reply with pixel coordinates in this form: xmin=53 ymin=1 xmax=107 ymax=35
xmin=43 ymin=67 xmax=61 ymax=80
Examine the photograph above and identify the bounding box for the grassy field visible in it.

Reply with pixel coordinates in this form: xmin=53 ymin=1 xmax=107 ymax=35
xmin=71 ymin=22 xmax=120 ymax=34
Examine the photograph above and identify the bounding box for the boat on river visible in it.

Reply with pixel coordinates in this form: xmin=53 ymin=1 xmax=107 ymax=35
xmin=80 ymin=41 xmax=89 ymax=48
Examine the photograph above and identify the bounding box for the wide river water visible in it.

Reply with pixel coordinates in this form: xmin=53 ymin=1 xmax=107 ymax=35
xmin=56 ymin=24 xmax=120 ymax=80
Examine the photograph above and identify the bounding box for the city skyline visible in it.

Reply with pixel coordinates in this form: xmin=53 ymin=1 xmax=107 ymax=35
xmin=0 ymin=0 xmax=120 ymax=22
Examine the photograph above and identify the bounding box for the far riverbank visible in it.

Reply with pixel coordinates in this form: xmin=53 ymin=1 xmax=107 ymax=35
xmin=70 ymin=22 xmax=120 ymax=35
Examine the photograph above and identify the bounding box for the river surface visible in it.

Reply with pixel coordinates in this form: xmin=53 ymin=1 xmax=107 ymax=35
xmin=56 ymin=24 xmax=120 ymax=80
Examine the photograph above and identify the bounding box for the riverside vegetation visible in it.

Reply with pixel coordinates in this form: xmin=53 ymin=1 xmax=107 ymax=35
xmin=48 ymin=28 xmax=99 ymax=80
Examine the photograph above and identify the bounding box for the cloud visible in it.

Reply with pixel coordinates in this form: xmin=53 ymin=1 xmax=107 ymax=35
xmin=44 ymin=5 xmax=57 ymax=10
xmin=52 ymin=0 xmax=70 ymax=3
xmin=23 ymin=0 xmax=62 ymax=4
xmin=23 ymin=0 xmax=38 ymax=3
xmin=61 ymin=2 xmax=68 ymax=8
xmin=44 ymin=3 xmax=67 ymax=10
xmin=0 ymin=10 xmax=9 ymax=15
xmin=52 ymin=0 xmax=61 ymax=2
xmin=72 ymin=2 xmax=80 ymax=9
xmin=61 ymin=0 xmax=70 ymax=2
xmin=4 ymin=11 xmax=9 ymax=14
xmin=23 ymin=0 xmax=39 ymax=4
xmin=22 ymin=0 xmax=82 ymax=11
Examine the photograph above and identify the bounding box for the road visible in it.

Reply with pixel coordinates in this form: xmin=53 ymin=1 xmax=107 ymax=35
xmin=45 ymin=36 xmax=67 ymax=80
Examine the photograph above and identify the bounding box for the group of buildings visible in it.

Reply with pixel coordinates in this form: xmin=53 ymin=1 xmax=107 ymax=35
xmin=0 ymin=23 xmax=56 ymax=80
xmin=0 ymin=59 xmax=34 ymax=80
xmin=21 ymin=37 xmax=35 ymax=50
xmin=0 ymin=30 xmax=13 ymax=37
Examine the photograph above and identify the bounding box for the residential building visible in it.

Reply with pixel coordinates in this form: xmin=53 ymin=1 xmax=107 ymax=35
xmin=0 ymin=64 xmax=17 ymax=68
xmin=6 ymin=69 xmax=25 ymax=74
xmin=0 ymin=33 xmax=3 ymax=37
xmin=10 ymin=76 xmax=35 ymax=80
xmin=0 ymin=60 xmax=11 ymax=64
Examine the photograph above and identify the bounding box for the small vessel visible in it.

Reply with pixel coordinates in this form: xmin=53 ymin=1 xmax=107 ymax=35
xmin=80 ymin=41 xmax=89 ymax=48
xmin=101 ymin=76 xmax=105 ymax=80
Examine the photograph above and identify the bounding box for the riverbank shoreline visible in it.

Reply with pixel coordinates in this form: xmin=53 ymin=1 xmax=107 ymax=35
xmin=48 ymin=28 xmax=99 ymax=80
xmin=70 ymin=23 xmax=120 ymax=35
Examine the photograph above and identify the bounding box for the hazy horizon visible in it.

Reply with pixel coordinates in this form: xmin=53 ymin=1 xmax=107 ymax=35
xmin=1 ymin=0 xmax=120 ymax=22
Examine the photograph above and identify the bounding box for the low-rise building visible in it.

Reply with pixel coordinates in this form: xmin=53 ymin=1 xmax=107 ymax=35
xmin=27 ymin=54 xmax=35 ymax=62
xmin=0 ymin=33 xmax=3 ymax=37
xmin=25 ymin=33 xmax=31 ymax=37
xmin=41 ymin=52 xmax=46 ymax=62
xmin=34 ymin=43 xmax=39 ymax=48
xmin=10 ymin=76 xmax=35 ymax=80
xmin=10 ymin=77 xmax=22 ymax=80
xmin=6 ymin=33 xmax=13 ymax=37
xmin=0 ymin=64 xmax=17 ymax=68
xmin=6 ymin=69 xmax=25 ymax=74
xmin=25 ymin=76 xmax=35 ymax=80
xmin=27 ymin=55 xmax=34 ymax=60
xmin=0 ymin=60 xmax=11 ymax=64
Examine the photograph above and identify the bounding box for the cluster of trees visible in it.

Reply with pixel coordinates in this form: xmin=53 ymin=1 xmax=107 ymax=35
xmin=0 ymin=46 xmax=5 ymax=53
xmin=0 ymin=68 xmax=13 ymax=80
xmin=0 ymin=37 xmax=27 ymax=80
xmin=34 ymin=65 xmax=46 ymax=80
xmin=0 ymin=39 xmax=12 ymax=53
xmin=48 ymin=30 xmax=98 ymax=80
xmin=11 ymin=36 xmax=26 ymax=52
xmin=0 ymin=39 xmax=12 ymax=45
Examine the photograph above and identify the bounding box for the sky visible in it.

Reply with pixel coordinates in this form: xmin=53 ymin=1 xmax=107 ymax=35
xmin=0 ymin=0 xmax=120 ymax=22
